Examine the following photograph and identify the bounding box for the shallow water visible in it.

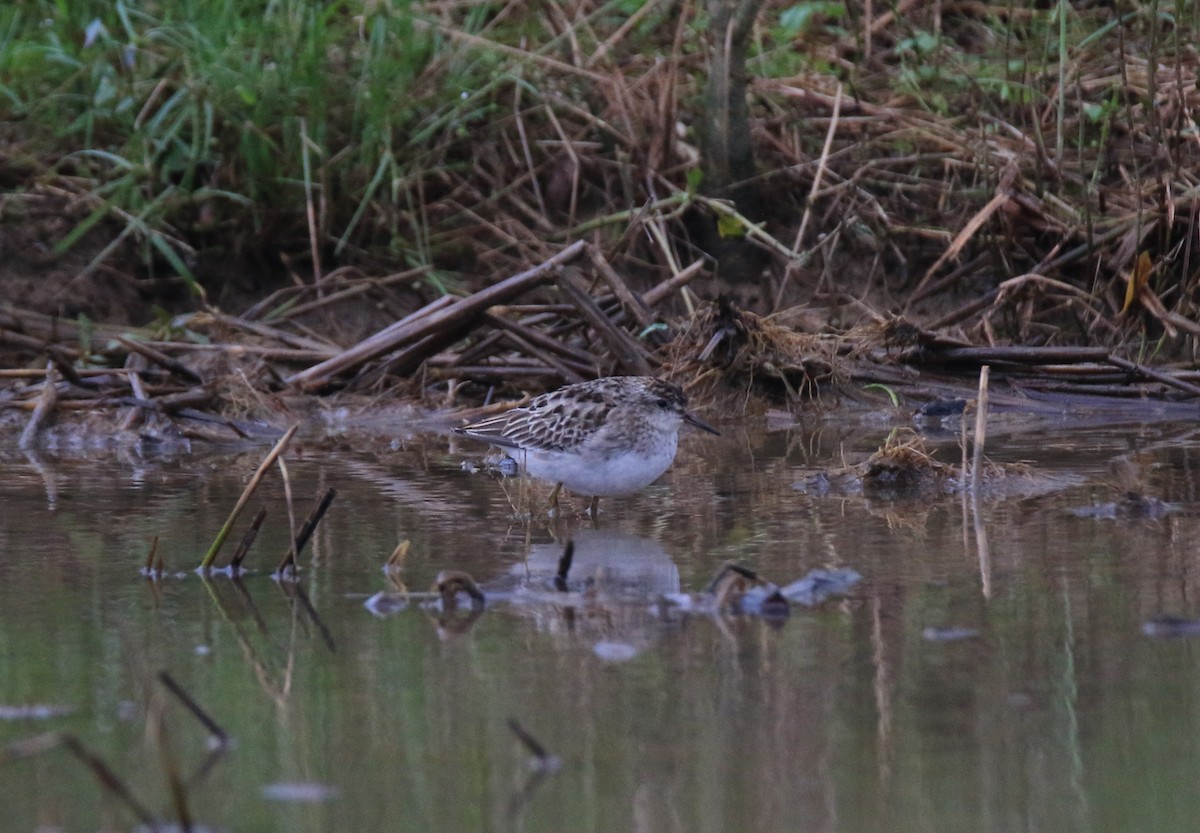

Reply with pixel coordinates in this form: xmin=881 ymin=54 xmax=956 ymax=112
xmin=4 ymin=410 xmax=1200 ymax=832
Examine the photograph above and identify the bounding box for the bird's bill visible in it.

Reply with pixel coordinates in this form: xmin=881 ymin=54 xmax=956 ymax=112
xmin=684 ymin=410 xmax=720 ymax=435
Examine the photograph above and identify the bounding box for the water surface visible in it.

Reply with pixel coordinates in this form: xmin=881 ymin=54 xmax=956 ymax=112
xmin=3 ymin=412 xmax=1200 ymax=832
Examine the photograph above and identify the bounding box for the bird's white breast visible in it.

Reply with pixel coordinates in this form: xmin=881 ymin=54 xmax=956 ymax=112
xmin=523 ymin=432 xmax=679 ymax=496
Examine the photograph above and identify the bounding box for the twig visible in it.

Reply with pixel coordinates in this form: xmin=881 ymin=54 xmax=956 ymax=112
xmin=554 ymin=540 xmax=574 ymax=592
xmin=692 ymin=194 xmax=800 ymax=262
xmin=277 ymin=488 xmax=337 ymax=575
xmin=1105 ymin=355 xmax=1200 ymax=398
xmin=557 ymin=267 xmax=653 ymax=375
xmin=18 ymin=362 xmax=58 ymax=450
xmin=229 ymin=508 xmax=269 ymax=571
xmin=643 ymin=259 xmax=707 ymax=306
xmin=385 ymin=540 xmax=411 ymax=572
xmin=0 ymin=367 xmax=128 ymax=380
xmin=198 ymin=425 xmax=298 ymax=570
xmin=910 ymin=162 xmax=1019 ymax=301
xmin=196 ymin=312 xmax=341 ymax=355
xmin=776 ymin=81 xmax=843 ymax=309
xmin=908 ymin=252 xmax=989 ymax=304
xmin=119 ymin=353 xmax=149 ymax=431
xmin=971 ymin=366 xmax=990 ymax=494
xmin=375 ymin=328 xmax=480 ymax=379
xmin=414 ymin=19 xmax=610 ymax=85
xmin=115 ymin=336 xmax=204 ymax=383
xmin=262 ymin=266 xmax=431 ymax=321
xmin=0 ymin=301 xmax=154 ymax=346
xmin=484 ymin=312 xmax=599 ymax=370
xmin=286 ymin=241 xmax=586 ymax=391
xmin=276 ymin=456 xmax=297 ymax=576
xmin=137 ymin=341 xmax=335 ymax=362
xmin=497 ymin=328 xmax=588 ymax=384
xmin=588 ymin=244 xmax=656 ymax=332
xmin=934 ymin=345 xmax=1112 ymax=364
xmin=428 ymin=365 xmax=568 ymax=381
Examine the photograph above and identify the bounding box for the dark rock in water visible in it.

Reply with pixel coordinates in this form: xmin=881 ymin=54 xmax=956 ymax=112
xmin=758 ymin=589 xmax=791 ymax=621
xmin=734 ymin=586 xmax=791 ymax=619
xmin=916 ymin=398 xmax=968 ymax=418
xmin=1142 ymin=616 xmax=1200 ymax=638
xmin=780 ymin=568 xmax=861 ymax=606
xmin=363 ymin=592 xmax=408 ymax=617
xmin=922 ymin=626 xmax=980 ymax=643
xmin=1068 ymin=492 xmax=1175 ymax=520
xmin=793 ymin=471 xmax=835 ymax=496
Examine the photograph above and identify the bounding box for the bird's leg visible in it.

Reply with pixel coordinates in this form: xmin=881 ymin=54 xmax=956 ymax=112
xmin=587 ymin=496 xmax=600 ymax=517
xmin=547 ymin=482 xmax=563 ymax=512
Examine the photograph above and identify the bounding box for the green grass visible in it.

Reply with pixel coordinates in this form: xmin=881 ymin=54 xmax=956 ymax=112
xmin=0 ymin=0 xmax=453 ymax=287
xmin=5 ymin=0 xmax=1200 ymax=352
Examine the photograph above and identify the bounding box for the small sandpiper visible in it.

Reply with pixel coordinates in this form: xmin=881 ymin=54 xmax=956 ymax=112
xmin=453 ymin=376 xmax=719 ymax=514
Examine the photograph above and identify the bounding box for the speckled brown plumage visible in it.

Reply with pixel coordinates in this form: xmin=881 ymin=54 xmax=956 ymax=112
xmin=453 ymin=376 xmax=718 ymax=507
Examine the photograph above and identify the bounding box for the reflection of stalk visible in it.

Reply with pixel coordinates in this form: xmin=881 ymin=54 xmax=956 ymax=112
xmin=150 ymin=695 xmax=192 ymax=832
xmin=1058 ymin=584 xmax=1091 ymax=829
xmin=20 ymin=447 xmax=59 ymax=510
xmin=1 ymin=732 xmax=158 ymax=828
xmin=506 ymin=718 xmax=562 ymax=819
xmin=158 ymin=671 xmax=228 ymax=747
xmin=970 ymin=366 xmax=990 ymax=492
xmin=162 ymin=670 xmax=234 ymax=790
xmin=144 ymin=535 xmax=163 ymax=577
xmin=198 ymin=575 xmax=290 ymax=706
xmin=871 ymin=592 xmax=893 ymax=787
xmin=972 ymin=490 xmax=992 ymax=600
xmin=280 ymin=581 xmax=337 ymax=653
xmin=971 ymin=366 xmax=992 ymax=598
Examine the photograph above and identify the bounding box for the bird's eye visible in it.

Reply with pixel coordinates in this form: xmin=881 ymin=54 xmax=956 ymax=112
xmin=656 ymin=398 xmax=671 ymax=409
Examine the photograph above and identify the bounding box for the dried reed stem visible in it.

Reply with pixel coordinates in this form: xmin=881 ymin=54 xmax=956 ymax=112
xmin=970 ymin=365 xmax=990 ymax=493
xmin=198 ymin=424 xmax=298 ymax=570
xmin=18 ymin=362 xmax=58 ymax=450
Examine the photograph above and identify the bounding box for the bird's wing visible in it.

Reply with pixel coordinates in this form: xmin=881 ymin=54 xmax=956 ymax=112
xmin=455 ymin=390 xmax=612 ymax=453
xmin=451 ymin=409 xmax=527 ymax=451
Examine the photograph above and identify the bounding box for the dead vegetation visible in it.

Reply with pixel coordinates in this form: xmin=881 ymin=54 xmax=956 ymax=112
xmin=6 ymin=3 xmax=1200 ymax=436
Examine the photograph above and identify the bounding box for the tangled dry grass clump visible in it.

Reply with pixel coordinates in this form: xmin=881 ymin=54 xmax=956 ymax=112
xmin=666 ymin=295 xmax=843 ymax=407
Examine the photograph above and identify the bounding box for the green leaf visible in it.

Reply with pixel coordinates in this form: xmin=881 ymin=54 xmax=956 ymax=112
xmin=77 ymin=314 xmax=94 ymax=360
xmin=717 ymin=213 xmax=744 ymax=239
xmin=779 ymin=2 xmax=845 ymax=36
xmin=862 ymin=383 xmax=900 ymax=408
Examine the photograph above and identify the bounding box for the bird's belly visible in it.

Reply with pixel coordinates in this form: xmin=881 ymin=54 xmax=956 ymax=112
xmin=524 ymin=444 xmax=676 ymax=496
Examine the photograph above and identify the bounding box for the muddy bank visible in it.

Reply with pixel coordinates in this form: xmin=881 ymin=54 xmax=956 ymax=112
xmin=5 ymin=239 xmax=1200 ymax=457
